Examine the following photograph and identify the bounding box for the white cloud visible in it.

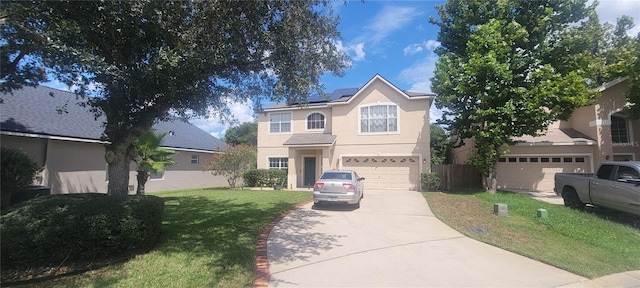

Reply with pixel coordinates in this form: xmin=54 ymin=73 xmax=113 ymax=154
xmin=398 ymin=52 xmax=441 ymax=123
xmin=336 ymin=40 xmax=366 ymax=62
xmin=191 ymin=99 xmax=255 ymax=140
xmin=366 ymin=6 xmax=422 ymax=44
xmin=403 ymin=40 xmax=441 ymax=56
xmin=593 ymin=0 xmax=640 ymax=35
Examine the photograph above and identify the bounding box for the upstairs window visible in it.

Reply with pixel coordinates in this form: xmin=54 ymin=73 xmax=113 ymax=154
xmin=307 ymin=113 xmax=325 ymax=130
xmin=270 ymin=112 xmax=292 ymax=133
xmin=360 ymin=104 xmax=398 ymax=133
xmin=611 ymin=115 xmax=630 ymax=144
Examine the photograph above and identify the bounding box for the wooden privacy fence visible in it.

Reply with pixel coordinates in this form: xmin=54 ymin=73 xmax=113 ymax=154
xmin=430 ymin=164 xmax=483 ymax=191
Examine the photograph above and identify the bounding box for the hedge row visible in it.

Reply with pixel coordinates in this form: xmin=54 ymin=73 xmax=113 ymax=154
xmin=1 ymin=194 xmax=164 ymax=270
xmin=243 ymin=169 xmax=287 ymax=187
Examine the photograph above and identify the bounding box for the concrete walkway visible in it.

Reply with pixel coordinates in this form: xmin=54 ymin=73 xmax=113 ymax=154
xmin=266 ymin=190 xmax=604 ymax=287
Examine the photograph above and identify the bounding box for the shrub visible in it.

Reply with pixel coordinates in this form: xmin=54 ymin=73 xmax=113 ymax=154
xmin=421 ymin=172 xmax=441 ymax=192
xmin=1 ymin=147 xmax=41 ymax=206
xmin=0 ymin=194 xmax=164 ymax=270
xmin=243 ymin=169 xmax=287 ymax=187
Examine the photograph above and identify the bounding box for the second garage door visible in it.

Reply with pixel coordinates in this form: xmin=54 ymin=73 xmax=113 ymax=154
xmin=342 ymin=156 xmax=419 ymax=190
xmin=496 ymin=155 xmax=591 ymax=192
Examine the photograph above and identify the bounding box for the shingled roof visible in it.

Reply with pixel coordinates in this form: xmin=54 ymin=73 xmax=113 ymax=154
xmin=0 ymin=85 xmax=225 ymax=152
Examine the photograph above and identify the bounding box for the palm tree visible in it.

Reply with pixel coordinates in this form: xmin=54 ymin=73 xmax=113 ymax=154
xmin=133 ymin=131 xmax=176 ymax=195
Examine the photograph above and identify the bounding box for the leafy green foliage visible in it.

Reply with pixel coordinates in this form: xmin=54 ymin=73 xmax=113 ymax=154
xmin=204 ymin=144 xmax=256 ymax=188
xmin=243 ymin=169 xmax=287 ymax=187
xmin=421 ymin=172 xmax=441 ymax=192
xmin=430 ymin=0 xmax=599 ymax=191
xmin=223 ymin=122 xmax=258 ymax=146
xmin=133 ymin=131 xmax=176 ymax=195
xmin=430 ymin=124 xmax=449 ymax=164
xmin=0 ymin=147 xmax=41 ymax=206
xmin=1 ymin=1 xmax=348 ymax=195
xmin=0 ymin=194 xmax=164 ymax=270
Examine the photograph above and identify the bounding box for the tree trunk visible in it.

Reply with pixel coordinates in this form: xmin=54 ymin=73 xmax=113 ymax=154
xmin=136 ymin=170 xmax=149 ymax=195
xmin=487 ymin=164 xmax=498 ymax=194
xmin=105 ymin=141 xmax=135 ymax=196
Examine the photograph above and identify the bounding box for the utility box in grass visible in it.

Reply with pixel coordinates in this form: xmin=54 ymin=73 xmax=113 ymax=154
xmin=494 ymin=203 xmax=508 ymax=216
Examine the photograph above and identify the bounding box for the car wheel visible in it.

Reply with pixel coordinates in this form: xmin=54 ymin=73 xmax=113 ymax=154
xmin=562 ymin=188 xmax=585 ymax=210
xmin=353 ymin=201 xmax=360 ymax=209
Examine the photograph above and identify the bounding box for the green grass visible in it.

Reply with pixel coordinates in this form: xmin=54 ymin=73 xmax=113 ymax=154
xmin=423 ymin=190 xmax=640 ymax=279
xmin=18 ymin=188 xmax=312 ymax=288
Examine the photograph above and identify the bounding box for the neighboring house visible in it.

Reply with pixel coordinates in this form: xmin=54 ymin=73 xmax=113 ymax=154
xmin=256 ymin=74 xmax=434 ymax=191
xmin=1 ymin=85 xmax=228 ymax=194
xmin=451 ymin=77 xmax=640 ymax=192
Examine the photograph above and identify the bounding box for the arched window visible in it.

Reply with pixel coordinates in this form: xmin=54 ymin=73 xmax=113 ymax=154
xmin=307 ymin=113 xmax=325 ymax=130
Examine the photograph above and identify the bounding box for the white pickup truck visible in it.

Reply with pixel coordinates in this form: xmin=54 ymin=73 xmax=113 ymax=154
xmin=554 ymin=161 xmax=640 ymax=216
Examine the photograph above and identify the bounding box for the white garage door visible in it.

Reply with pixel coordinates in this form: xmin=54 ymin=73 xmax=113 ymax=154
xmin=496 ymin=155 xmax=591 ymax=192
xmin=342 ymin=157 xmax=420 ymax=190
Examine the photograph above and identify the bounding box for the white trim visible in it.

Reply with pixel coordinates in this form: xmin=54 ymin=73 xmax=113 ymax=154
xmin=284 ymin=143 xmax=335 ymax=148
xmin=260 ymin=74 xmax=435 ymax=112
xmin=1 ymin=131 xmax=108 ymax=144
xmin=514 ymin=141 xmax=595 ymax=146
xmin=304 ymin=111 xmax=327 ymax=132
xmin=357 ymin=103 xmax=400 ymax=135
xmin=595 ymin=76 xmax=629 ymax=92
xmin=1 ymin=131 xmax=221 ymax=154
xmin=332 ymin=74 xmax=434 ymax=106
xmin=267 ymin=112 xmax=293 ymax=135
xmin=589 ymin=119 xmax=609 ymax=127
xmin=266 ymin=156 xmax=289 ymax=170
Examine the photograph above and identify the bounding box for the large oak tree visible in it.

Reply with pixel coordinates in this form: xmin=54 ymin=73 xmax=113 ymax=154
xmin=430 ymin=0 xmax=600 ymax=192
xmin=1 ymin=1 xmax=348 ymax=195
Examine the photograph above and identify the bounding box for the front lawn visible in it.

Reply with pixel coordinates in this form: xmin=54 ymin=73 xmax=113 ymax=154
xmin=423 ymin=190 xmax=640 ymax=278
xmin=14 ymin=188 xmax=311 ymax=288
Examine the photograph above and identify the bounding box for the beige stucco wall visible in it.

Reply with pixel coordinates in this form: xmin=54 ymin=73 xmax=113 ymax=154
xmin=1 ymin=134 xmax=228 ymax=194
xmin=257 ymin=77 xmax=431 ymax=189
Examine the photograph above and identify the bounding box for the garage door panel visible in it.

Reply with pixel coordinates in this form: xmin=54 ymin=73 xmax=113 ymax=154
xmin=496 ymin=156 xmax=590 ymax=192
xmin=343 ymin=157 xmax=419 ymax=190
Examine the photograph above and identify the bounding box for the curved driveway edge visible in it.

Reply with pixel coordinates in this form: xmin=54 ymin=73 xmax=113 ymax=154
xmin=254 ymin=200 xmax=313 ymax=288
xmin=265 ymin=189 xmax=591 ymax=287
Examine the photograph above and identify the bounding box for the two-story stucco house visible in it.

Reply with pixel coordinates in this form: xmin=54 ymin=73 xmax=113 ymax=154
xmin=451 ymin=77 xmax=639 ymax=192
xmin=256 ymin=74 xmax=434 ymax=191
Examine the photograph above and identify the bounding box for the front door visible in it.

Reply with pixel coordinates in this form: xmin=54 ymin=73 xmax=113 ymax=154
xmin=304 ymin=157 xmax=316 ymax=187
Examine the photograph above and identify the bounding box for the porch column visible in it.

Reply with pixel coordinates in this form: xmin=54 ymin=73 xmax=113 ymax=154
xmin=322 ymin=148 xmax=332 ymax=172
xmin=288 ymin=148 xmax=297 ymax=190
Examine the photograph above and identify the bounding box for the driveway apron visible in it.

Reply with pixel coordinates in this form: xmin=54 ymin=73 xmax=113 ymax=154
xmin=267 ymin=189 xmax=587 ymax=287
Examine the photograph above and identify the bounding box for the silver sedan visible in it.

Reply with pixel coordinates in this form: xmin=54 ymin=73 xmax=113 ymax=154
xmin=313 ymin=170 xmax=365 ymax=208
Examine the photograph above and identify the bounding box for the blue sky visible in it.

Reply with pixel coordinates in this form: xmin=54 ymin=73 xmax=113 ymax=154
xmin=43 ymin=0 xmax=640 ymax=139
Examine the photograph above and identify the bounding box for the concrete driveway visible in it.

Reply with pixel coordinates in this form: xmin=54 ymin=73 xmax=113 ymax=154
xmin=266 ymin=189 xmax=589 ymax=287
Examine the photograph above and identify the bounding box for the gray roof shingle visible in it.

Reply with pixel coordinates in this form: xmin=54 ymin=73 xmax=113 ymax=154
xmin=1 ymin=86 xmax=225 ymax=151
xmin=283 ymin=133 xmax=337 ymax=146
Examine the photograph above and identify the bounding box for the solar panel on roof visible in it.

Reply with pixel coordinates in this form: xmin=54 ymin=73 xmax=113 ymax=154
xmin=305 ymin=87 xmax=358 ymax=104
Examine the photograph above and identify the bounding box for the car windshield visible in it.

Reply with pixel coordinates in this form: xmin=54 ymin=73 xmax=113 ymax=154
xmin=320 ymin=172 xmax=352 ymax=180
